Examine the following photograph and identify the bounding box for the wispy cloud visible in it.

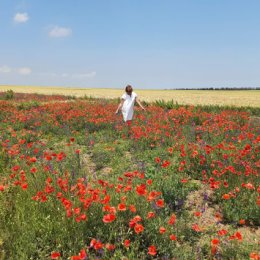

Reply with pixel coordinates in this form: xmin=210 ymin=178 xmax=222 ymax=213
xmin=17 ymin=67 xmax=32 ymax=75
xmin=0 ymin=65 xmax=12 ymax=73
xmin=49 ymin=26 xmax=72 ymax=38
xmin=37 ymin=71 xmax=96 ymax=79
xmin=14 ymin=12 xmax=29 ymax=23
xmin=72 ymin=72 xmax=96 ymax=79
xmin=37 ymin=72 xmax=58 ymax=77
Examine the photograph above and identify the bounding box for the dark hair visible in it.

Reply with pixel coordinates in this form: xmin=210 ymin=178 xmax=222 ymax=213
xmin=125 ymin=85 xmax=133 ymax=93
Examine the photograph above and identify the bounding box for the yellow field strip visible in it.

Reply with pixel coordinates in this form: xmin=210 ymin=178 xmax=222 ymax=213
xmin=0 ymin=85 xmax=259 ymax=107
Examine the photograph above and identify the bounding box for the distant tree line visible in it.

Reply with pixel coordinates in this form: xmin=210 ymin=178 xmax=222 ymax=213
xmin=169 ymin=87 xmax=260 ymax=90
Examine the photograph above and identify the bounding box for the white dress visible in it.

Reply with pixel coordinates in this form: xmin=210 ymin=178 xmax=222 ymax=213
xmin=121 ymin=91 xmax=137 ymax=122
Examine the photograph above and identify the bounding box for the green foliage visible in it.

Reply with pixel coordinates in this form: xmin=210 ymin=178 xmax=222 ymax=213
xmin=154 ymin=99 xmax=183 ymax=110
xmin=0 ymin=96 xmax=259 ymax=259
xmin=153 ymin=99 xmax=260 ymax=115
xmin=16 ymin=101 xmax=40 ymax=110
xmin=2 ymin=90 xmax=15 ymax=100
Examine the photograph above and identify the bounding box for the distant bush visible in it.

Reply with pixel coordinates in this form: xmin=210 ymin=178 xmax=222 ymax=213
xmin=17 ymin=101 xmax=40 ymax=110
xmin=3 ymin=90 xmax=15 ymax=100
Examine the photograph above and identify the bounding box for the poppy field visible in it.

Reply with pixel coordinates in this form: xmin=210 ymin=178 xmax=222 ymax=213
xmin=0 ymin=91 xmax=259 ymax=260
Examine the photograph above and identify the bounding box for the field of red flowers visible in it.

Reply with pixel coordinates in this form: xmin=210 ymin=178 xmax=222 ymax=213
xmin=0 ymin=92 xmax=259 ymax=260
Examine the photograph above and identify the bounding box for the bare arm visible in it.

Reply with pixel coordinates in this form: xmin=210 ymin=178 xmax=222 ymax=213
xmin=115 ymin=99 xmax=125 ymax=114
xmin=136 ymin=97 xmax=145 ymax=110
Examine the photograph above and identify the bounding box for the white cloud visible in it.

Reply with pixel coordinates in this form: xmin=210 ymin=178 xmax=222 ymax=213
xmin=72 ymin=71 xmax=96 ymax=79
xmin=14 ymin=12 xmax=29 ymax=23
xmin=0 ymin=65 xmax=12 ymax=73
xmin=37 ymin=72 xmax=57 ymax=77
xmin=17 ymin=67 xmax=32 ymax=75
xmin=34 ymin=71 xmax=96 ymax=79
xmin=49 ymin=26 xmax=72 ymax=38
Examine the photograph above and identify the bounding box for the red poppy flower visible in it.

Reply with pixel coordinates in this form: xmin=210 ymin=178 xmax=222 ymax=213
xmin=222 ymin=194 xmax=230 ymax=200
xmin=136 ymin=184 xmax=147 ymax=196
xmin=194 ymin=211 xmax=202 ymax=217
xmin=211 ymin=238 xmax=220 ymax=246
xmin=159 ymin=226 xmax=166 ymax=234
xmin=118 ymin=203 xmax=127 ymax=211
xmin=105 ymin=243 xmax=115 ymax=251
xmin=146 ymin=179 xmax=152 ymax=185
xmin=168 ymin=213 xmax=176 ymax=225
xmin=211 ymin=245 xmax=217 ymax=255
xmin=129 ymin=204 xmax=137 ymax=212
xmin=217 ymin=229 xmax=228 ymax=236
xmin=103 ymin=213 xmax=116 ymax=223
xmin=192 ymin=223 xmax=202 ymax=232
xmin=239 ymin=219 xmax=245 ymax=225
xmin=147 ymin=211 xmax=155 ymax=219
xmin=156 ymin=199 xmax=164 ymax=208
xmin=234 ymin=231 xmax=243 ymax=241
xmin=134 ymin=223 xmax=144 ymax=234
xmin=155 ymin=157 xmax=161 ymax=163
xmin=170 ymin=234 xmax=177 ymax=241
xmin=148 ymin=245 xmax=157 ymax=256
xmin=124 ymin=239 xmax=130 ymax=247
xmin=51 ymin=252 xmax=61 ymax=259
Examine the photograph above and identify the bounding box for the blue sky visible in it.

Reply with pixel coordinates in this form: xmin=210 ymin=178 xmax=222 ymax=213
xmin=0 ymin=0 xmax=260 ymax=89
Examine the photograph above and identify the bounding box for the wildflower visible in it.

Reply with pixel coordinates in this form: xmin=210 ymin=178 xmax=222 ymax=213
xmin=235 ymin=231 xmax=243 ymax=241
xmin=192 ymin=224 xmax=202 ymax=232
xmin=239 ymin=219 xmax=245 ymax=225
xmin=136 ymin=184 xmax=147 ymax=196
xmin=148 ymin=245 xmax=157 ymax=256
xmin=250 ymin=252 xmax=260 ymax=260
xmin=159 ymin=226 xmax=166 ymax=234
xmin=129 ymin=204 xmax=137 ymax=212
xmin=30 ymin=157 xmax=37 ymax=163
xmin=215 ymin=212 xmax=222 ymax=221
xmin=170 ymin=234 xmax=177 ymax=241
xmin=211 ymin=238 xmax=220 ymax=246
xmin=93 ymin=241 xmax=103 ymax=250
xmin=168 ymin=213 xmax=176 ymax=225
xmin=118 ymin=203 xmax=127 ymax=211
xmin=155 ymin=157 xmax=160 ymax=163
xmin=156 ymin=199 xmax=164 ymax=208
xmin=146 ymin=179 xmax=152 ymax=185
xmin=194 ymin=211 xmax=202 ymax=217
xmin=51 ymin=252 xmax=61 ymax=259
xmin=103 ymin=214 xmax=116 ymax=223
xmin=218 ymin=229 xmax=228 ymax=236
xmin=30 ymin=167 xmax=37 ymax=174
xmin=134 ymin=223 xmax=144 ymax=234
xmin=147 ymin=211 xmax=155 ymax=219
xmin=147 ymin=190 xmax=160 ymax=201
xmin=80 ymin=214 xmax=87 ymax=221
xmin=222 ymin=194 xmax=230 ymax=200
xmin=161 ymin=160 xmax=170 ymax=168
xmin=73 ymin=207 xmax=81 ymax=215
xmin=211 ymin=245 xmax=217 ymax=255
xmin=105 ymin=243 xmax=115 ymax=251
xmin=124 ymin=239 xmax=130 ymax=247
xmin=71 ymin=249 xmax=87 ymax=260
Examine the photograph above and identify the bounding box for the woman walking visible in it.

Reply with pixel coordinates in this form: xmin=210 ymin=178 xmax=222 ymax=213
xmin=115 ymin=85 xmax=145 ymax=126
